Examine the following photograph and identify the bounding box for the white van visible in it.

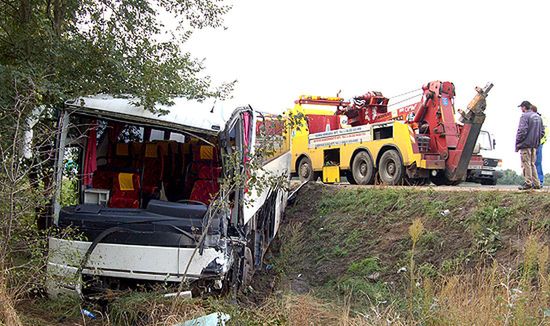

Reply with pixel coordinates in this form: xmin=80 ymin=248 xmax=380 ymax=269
xmin=467 ymin=130 xmax=503 ymax=185
xmin=47 ymin=95 xmax=290 ymax=297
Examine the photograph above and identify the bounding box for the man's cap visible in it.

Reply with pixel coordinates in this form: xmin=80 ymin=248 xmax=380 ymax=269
xmin=518 ymin=100 xmax=532 ymax=108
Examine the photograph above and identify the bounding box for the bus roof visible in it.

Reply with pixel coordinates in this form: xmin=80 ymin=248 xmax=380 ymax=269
xmin=64 ymin=95 xmax=241 ymax=134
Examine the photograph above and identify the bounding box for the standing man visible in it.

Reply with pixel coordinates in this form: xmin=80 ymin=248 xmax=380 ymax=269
xmin=516 ymin=100 xmax=545 ymax=190
xmin=531 ymin=105 xmax=547 ymax=185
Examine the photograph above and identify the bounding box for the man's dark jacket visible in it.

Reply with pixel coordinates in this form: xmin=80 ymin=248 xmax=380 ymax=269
xmin=516 ymin=110 xmax=545 ymax=151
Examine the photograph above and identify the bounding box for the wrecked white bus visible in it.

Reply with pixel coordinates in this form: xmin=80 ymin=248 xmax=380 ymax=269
xmin=47 ymin=95 xmax=290 ymax=297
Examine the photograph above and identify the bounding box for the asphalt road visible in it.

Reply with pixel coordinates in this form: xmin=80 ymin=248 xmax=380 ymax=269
xmin=290 ymin=179 xmax=549 ymax=193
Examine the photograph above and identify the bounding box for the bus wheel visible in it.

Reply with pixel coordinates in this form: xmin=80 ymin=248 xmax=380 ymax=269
xmin=379 ymin=150 xmax=404 ymax=185
xmin=298 ymin=157 xmax=314 ymax=182
xmin=352 ymin=151 xmax=374 ymax=185
xmin=241 ymin=247 xmax=254 ymax=287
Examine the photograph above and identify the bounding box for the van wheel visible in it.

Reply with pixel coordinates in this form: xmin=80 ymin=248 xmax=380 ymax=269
xmin=298 ymin=157 xmax=314 ymax=182
xmin=352 ymin=151 xmax=375 ymax=185
xmin=481 ymin=179 xmax=497 ymax=186
xmin=378 ymin=150 xmax=404 ymax=185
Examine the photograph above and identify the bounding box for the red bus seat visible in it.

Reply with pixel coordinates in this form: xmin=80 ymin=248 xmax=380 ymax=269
xmin=111 ymin=143 xmax=132 ymax=168
xmin=92 ymin=169 xmax=113 ymax=189
xmin=141 ymin=143 xmax=164 ymax=198
xmin=189 ymin=145 xmax=221 ymax=205
xmin=109 ymin=172 xmax=140 ymax=208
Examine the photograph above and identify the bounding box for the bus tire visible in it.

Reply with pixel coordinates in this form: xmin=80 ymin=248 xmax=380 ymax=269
xmin=351 ymin=151 xmax=375 ymax=185
xmin=298 ymin=157 xmax=314 ymax=182
xmin=241 ymin=247 xmax=254 ymax=287
xmin=378 ymin=150 xmax=404 ymax=185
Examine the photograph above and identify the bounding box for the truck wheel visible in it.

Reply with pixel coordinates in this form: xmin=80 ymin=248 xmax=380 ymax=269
xmin=298 ymin=157 xmax=314 ymax=182
xmin=405 ymin=177 xmax=429 ymax=186
xmin=378 ymin=150 xmax=404 ymax=185
xmin=431 ymin=173 xmax=462 ymax=186
xmin=481 ymin=179 xmax=497 ymax=186
xmin=352 ymin=151 xmax=375 ymax=185
xmin=346 ymin=171 xmax=357 ymax=184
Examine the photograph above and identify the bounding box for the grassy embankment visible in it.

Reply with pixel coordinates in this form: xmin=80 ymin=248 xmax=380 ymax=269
xmin=16 ymin=184 xmax=550 ymax=325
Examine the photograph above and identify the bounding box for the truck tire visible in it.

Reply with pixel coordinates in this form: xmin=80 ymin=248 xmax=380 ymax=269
xmin=378 ymin=150 xmax=404 ymax=185
xmin=346 ymin=171 xmax=357 ymax=184
xmin=430 ymin=173 xmax=462 ymax=186
xmin=481 ymin=179 xmax=497 ymax=186
xmin=351 ymin=151 xmax=375 ymax=185
xmin=405 ymin=177 xmax=429 ymax=186
xmin=298 ymin=157 xmax=314 ymax=182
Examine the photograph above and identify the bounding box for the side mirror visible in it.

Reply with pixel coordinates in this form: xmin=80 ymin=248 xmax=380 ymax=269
xmin=493 ymin=139 xmax=496 ymax=149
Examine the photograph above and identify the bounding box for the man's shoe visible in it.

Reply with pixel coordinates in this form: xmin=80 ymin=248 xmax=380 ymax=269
xmin=518 ymin=184 xmax=532 ymax=190
xmin=533 ymin=185 xmax=542 ymax=189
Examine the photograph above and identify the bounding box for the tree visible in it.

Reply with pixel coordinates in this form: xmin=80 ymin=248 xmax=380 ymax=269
xmin=1 ymin=0 xmax=234 ymax=116
xmin=497 ymin=169 xmax=524 ymax=185
xmin=0 ymin=1 xmax=233 ymax=324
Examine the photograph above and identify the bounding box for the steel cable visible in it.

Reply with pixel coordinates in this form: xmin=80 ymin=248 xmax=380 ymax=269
xmin=388 ymin=93 xmax=423 ymax=107
xmin=388 ymin=88 xmax=422 ymax=99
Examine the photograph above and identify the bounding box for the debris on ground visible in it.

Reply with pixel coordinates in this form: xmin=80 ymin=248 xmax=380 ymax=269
xmin=367 ymin=272 xmax=380 ymax=281
xmin=80 ymin=309 xmax=96 ymax=319
xmin=164 ymin=291 xmax=192 ymax=299
xmin=177 ymin=312 xmax=231 ymax=326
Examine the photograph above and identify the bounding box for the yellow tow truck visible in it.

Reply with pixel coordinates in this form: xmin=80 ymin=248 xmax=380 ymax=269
xmin=289 ymin=81 xmax=493 ymax=186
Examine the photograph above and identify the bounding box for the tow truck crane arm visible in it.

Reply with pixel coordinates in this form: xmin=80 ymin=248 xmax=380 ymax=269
xmin=445 ymin=82 xmax=494 ymax=182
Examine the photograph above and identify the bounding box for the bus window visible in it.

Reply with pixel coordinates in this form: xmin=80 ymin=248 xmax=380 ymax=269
xmin=256 ymin=115 xmax=289 ymax=163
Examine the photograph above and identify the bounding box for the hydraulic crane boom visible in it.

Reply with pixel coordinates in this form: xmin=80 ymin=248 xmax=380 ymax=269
xmin=397 ymin=81 xmax=493 ymax=184
xmin=445 ymin=82 xmax=494 ymax=182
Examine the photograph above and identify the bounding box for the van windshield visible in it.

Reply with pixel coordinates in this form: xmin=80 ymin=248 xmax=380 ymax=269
xmin=478 ymin=131 xmax=492 ymax=150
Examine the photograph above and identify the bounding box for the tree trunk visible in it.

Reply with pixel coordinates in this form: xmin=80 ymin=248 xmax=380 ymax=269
xmin=52 ymin=0 xmax=66 ymax=36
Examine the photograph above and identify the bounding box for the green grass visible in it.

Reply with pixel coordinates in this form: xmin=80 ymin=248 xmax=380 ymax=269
xmin=347 ymin=257 xmax=381 ymax=277
xmin=16 ymin=185 xmax=550 ymax=325
xmin=278 ymin=185 xmax=550 ymax=315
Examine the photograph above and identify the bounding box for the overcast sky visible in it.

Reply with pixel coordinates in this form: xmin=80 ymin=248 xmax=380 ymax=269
xmin=184 ymin=0 xmax=550 ymax=173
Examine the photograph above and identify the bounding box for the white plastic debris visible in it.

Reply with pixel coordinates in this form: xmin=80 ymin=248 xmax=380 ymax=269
xmin=164 ymin=291 xmax=192 ymax=299
xmin=176 ymin=312 xmax=231 ymax=326
xmin=367 ymin=272 xmax=380 ymax=281
xmin=440 ymin=209 xmax=451 ymax=217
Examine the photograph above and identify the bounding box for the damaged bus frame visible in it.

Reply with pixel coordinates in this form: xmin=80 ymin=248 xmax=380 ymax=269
xmin=47 ymin=95 xmax=291 ymax=297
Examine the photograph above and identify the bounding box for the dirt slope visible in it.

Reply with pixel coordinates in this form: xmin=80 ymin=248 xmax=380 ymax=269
xmin=274 ymin=183 xmax=550 ymax=306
